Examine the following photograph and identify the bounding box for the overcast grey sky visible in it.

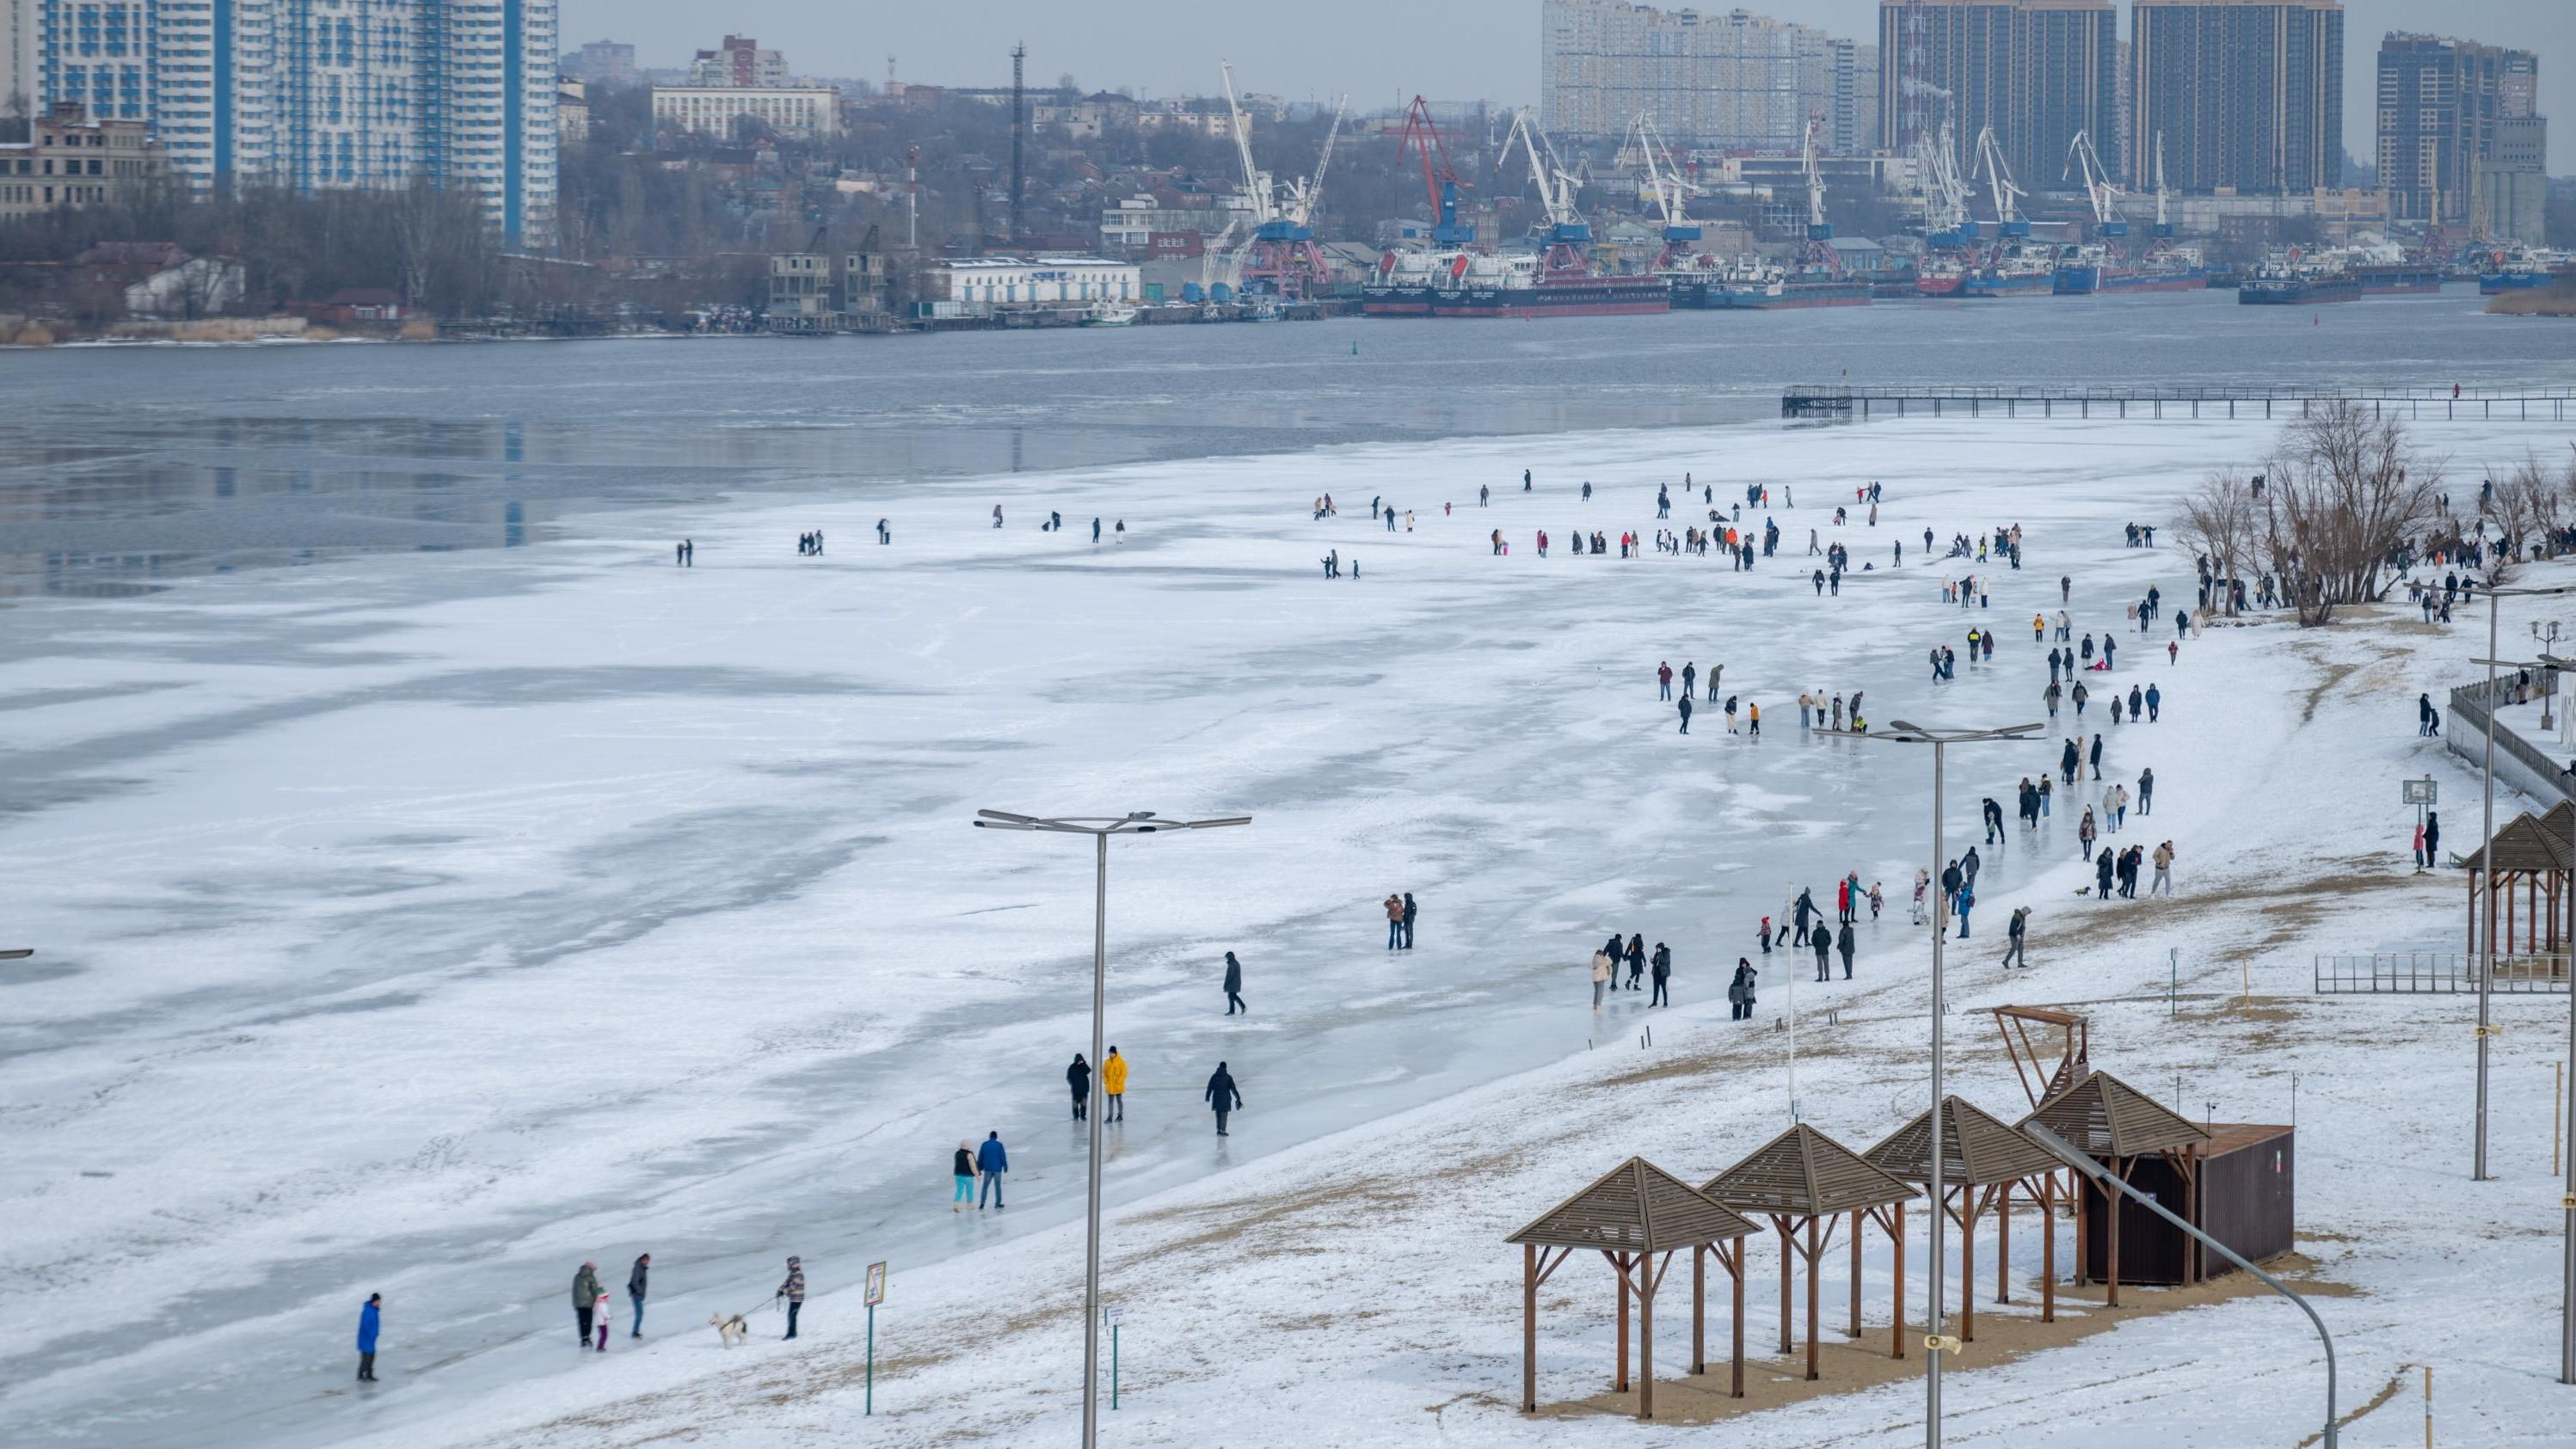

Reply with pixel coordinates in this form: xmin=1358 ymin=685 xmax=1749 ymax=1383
xmin=569 ymin=1 xmax=2571 ymax=170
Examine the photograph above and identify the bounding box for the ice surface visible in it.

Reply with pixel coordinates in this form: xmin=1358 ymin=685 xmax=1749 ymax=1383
xmin=3 ymin=413 xmax=2569 ymax=1446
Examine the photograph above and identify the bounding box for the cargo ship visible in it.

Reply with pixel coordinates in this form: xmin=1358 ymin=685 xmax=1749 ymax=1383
xmin=2050 ymin=243 xmax=2108 ymax=295
xmin=1670 ymin=256 xmax=1867 ymax=309
xmin=2100 ymin=246 xmax=2209 ymax=292
xmin=1362 ymin=249 xmax=1669 ymax=318
xmin=1961 ymin=244 xmax=2056 ymax=298
xmin=1915 ymin=254 xmax=1973 ymax=298
xmin=2478 ymin=246 xmax=2573 ymax=295
xmin=2341 ymin=243 xmax=2444 ymax=295
xmin=2237 ymin=250 xmax=2359 ymax=305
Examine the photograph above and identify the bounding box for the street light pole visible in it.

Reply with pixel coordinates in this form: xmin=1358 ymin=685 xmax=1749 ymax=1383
xmin=2532 ymin=648 xmax=2576 ymax=1387
xmin=2468 ymin=584 xmax=2576 ymax=1182
xmin=1818 ymin=719 xmax=2040 ymax=1449
xmin=972 ymin=809 xmax=1251 ymax=1449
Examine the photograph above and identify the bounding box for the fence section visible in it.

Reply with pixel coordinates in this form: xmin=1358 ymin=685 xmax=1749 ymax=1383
xmin=2314 ymin=952 xmax=2571 ymax=994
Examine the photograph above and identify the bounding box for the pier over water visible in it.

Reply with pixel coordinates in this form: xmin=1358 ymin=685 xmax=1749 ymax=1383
xmin=1784 ymin=384 xmax=2576 ymax=424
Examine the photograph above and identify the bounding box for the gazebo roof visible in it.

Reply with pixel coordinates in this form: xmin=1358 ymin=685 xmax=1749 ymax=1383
xmin=1700 ymin=1123 xmax=1921 ymax=1218
xmin=2018 ymin=1070 xmax=2212 ymax=1159
xmin=2462 ymin=811 xmax=2574 ymax=875
xmin=1865 ymin=1095 xmax=2064 ymax=1187
xmin=1508 ymin=1157 xmax=1758 ymax=1254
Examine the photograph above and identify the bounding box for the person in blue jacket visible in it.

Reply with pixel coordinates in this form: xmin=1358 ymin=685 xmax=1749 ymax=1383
xmin=976 ymin=1131 xmax=1009 ymax=1210
xmin=356 ymin=1293 xmax=382 ymax=1381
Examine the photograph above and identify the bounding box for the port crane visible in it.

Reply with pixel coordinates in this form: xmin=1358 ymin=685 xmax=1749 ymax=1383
xmin=1218 ymin=63 xmax=1340 ymax=298
xmin=2063 ymin=129 xmax=2126 ymax=238
xmin=2149 ymin=131 xmax=2174 ymax=237
xmin=1798 ymin=115 xmax=1843 ymax=274
xmin=1969 ymin=124 xmax=2029 ymax=236
xmin=1620 ymin=112 xmax=1701 ymax=268
xmin=1396 ymin=95 xmax=1473 ymax=248
xmin=1499 ymin=107 xmax=1593 ymax=279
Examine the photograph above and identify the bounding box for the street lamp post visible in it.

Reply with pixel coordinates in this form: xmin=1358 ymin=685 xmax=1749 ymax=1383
xmin=2468 ymin=583 xmax=2576 ymax=1182
xmin=2022 ymin=1123 xmax=2339 ymax=1446
xmin=971 ymin=810 xmax=1251 ymax=1449
xmin=2536 ymin=648 xmax=2576 ymax=1388
xmin=1817 ymin=719 xmax=2041 ymax=1449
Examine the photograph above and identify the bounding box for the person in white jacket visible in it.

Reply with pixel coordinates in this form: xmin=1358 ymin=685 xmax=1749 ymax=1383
xmin=1590 ymin=949 xmax=1614 ymax=1009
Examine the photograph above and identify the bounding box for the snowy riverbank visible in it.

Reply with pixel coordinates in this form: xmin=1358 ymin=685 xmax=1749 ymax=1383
xmin=3 ymin=413 xmax=2568 ymax=1447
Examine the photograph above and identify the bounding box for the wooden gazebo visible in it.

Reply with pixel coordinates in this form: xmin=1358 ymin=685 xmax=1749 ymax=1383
xmin=2465 ymin=804 xmax=2576 ymax=959
xmin=2017 ymin=1071 xmax=2210 ymax=1307
xmin=1509 ymin=1157 xmax=1759 ymax=1420
xmin=1702 ymin=1124 xmax=1919 ymax=1379
xmin=1866 ymin=1096 xmax=2069 ymax=1338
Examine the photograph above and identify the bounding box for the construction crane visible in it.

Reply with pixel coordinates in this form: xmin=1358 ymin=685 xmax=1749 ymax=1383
xmin=1396 ymin=95 xmax=1473 ymax=248
xmin=1969 ymin=124 xmax=2028 ymax=236
xmin=1621 ymin=112 xmax=1700 ymax=267
xmin=2063 ymin=129 xmax=2126 ymax=238
xmin=1798 ymin=116 xmax=1844 ymax=274
xmin=1921 ymin=116 xmax=1974 ymax=246
xmin=2150 ymin=131 xmax=2174 ymax=237
xmin=1498 ymin=106 xmax=1592 ymax=277
xmin=1217 ymin=63 xmax=1340 ymax=299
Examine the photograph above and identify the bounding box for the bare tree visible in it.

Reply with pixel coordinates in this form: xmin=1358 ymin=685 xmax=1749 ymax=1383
xmin=2253 ymin=401 xmax=2441 ymax=626
xmin=2175 ymin=470 xmax=2263 ymax=617
xmin=2485 ymin=453 xmax=2576 ymax=578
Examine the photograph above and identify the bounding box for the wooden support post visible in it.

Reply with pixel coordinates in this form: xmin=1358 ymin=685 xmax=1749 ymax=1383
xmin=2072 ymin=1167 xmax=2088 ymax=1286
xmin=1892 ymin=1201 xmax=1907 ymax=1360
xmin=2105 ymin=1164 xmax=2124 ymax=1308
xmin=1691 ymin=1246 xmax=1706 ymax=1375
xmin=1730 ymin=1241 xmax=1746 ymax=1399
xmin=1804 ymin=1216 xmax=1822 ymax=1381
xmin=1996 ymin=1180 xmax=2013 ymax=1304
xmin=1639 ymin=1252 xmax=1657 ymax=1421
xmin=1615 ymin=1250 xmax=1632 ymax=1391
xmin=1958 ymin=1187 xmax=1977 ymax=1342
xmin=2040 ymin=1174 xmax=2056 ymax=1323
xmin=1848 ymin=1208 xmax=1863 ymax=1338
xmin=1777 ymin=1219 xmax=1793 ymax=1355
xmin=1522 ymin=1243 xmax=1538 ymax=1412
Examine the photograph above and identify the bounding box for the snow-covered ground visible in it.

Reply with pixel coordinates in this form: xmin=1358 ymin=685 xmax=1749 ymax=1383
xmin=4 ymin=414 xmax=2572 ymax=1447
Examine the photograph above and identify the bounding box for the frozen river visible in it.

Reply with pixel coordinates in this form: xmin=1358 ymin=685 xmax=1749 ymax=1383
xmin=0 ymin=314 xmax=2559 ymax=1446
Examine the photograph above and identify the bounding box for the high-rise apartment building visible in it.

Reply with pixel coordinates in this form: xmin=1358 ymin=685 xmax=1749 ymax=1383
xmin=2376 ymin=34 xmax=2539 ymax=224
xmin=563 ymin=38 xmax=636 ymax=89
xmin=34 ymin=1 xmax=555 ymax=249
xmin=2130 ymin=1 xmax=2343 ymax=194
xmin=4 ymin=0 xmax=40 ymax=122
xmin=1877 ymin=1 xmax=2119 ymax=192
xmin=1541 ymin=1 xmax=1878 ymax=154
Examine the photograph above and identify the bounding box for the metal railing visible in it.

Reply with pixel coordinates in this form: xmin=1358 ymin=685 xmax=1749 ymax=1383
xmin=2447 ymin=677 xmax=2576 ymax=806
xmin=2314 ymin=953 xmax=2572 ymax=994
xmin=1783 ymin=384 xmax=2576 ymax=423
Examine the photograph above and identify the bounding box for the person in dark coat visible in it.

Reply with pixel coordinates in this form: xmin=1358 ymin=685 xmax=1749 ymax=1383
xmin=627 ymin=1254 xmax=651 ymax=1339
xmin=777 ymin=1256 xmax=806 ymax=1340
xmin=2087 ymin=733 xmax=2105 ymax=781
xmin=1402 ymin=893 xmax=1417 ymax=949
xmin=2425 ymin=810 xmax=2442 ymax=863
xmin=2001 ymin=907 xmax=2029 ymax=968
xmin=1811 ymin=925 xmax=1831 ymax=982
xmin=2095 ymin=848 xmax=2117 ymax=899
xmin=1222 ymin=950 xmax=1245 ymax=1014
xmin=1624 ymin=934 xmax=1646 ymax=990
xmin=1792 ymin=887 xmax=1817 ymax=945
xmin=356 ymin=1293 xmax=382 ymax=1381
xmin=1727 ymin=959 xmax=1757 ymax=1019
xmin=1204 ymin=1062 xmax=1244 ymax=1136
xmin=1649 ymin=942 xmax=1673 ymax=1006
xmin=1067 ymin=1053 xmax=1091 ymax=1121
xmin=571 ymin=1262 xmax=602 ymax=1347
xmin=1835 ymin=921 xmax=1856 ymax=979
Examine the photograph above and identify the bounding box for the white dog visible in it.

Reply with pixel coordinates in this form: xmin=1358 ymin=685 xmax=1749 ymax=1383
xmin=709 ymin=1312 xmax=749 ymax=1348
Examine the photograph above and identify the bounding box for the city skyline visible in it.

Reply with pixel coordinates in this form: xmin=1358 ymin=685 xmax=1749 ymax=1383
xmin=567 ymin=0 xmax=2573 ymax=171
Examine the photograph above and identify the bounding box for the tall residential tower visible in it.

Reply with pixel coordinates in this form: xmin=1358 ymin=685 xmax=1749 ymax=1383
xmin=1876 ymin=1 xmax=2119 ymax=193
xmin=2129 ymin=0 xmax=2343 ymax=193
xmin=1542 ymin=0 xmax=1878 ymax=153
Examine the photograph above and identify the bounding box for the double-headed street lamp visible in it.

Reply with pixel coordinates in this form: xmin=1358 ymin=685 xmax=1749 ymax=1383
xmin=970 ymin=810 xmax=1250 ymax=1449
xmin=2535 ymin=649 xmax=2576 ymax=1390
xmin=1817 ymin=718 xmax=2042 ymax=1449
xmin=2468 ymin=582 xmax=2576 ymax=1183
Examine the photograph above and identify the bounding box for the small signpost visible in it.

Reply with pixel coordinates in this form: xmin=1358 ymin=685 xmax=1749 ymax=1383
xmin=1104 ymin=1305 xmax=1124 ymax=1409
xmin=864 ymin=1261 xmax=887 ymax=1415
xmin=2405 ymin=777 xmax=2438 ymax=874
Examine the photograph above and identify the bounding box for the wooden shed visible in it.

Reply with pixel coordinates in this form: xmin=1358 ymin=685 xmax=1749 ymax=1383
xmin=2080 ymin=1123 xmax=2295 ymax=1286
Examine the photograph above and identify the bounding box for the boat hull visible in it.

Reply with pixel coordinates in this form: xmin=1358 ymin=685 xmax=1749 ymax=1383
xmin=2358 ymin=266 xmax=2445 ymax=295
xmin=2480 ymin=271 xmax=2561 ymax=295
xmin=1363 ymin=279 xmax=1669 ymax=317
xmin=2100 ymin=267 xmax=2208 ymax=292
xmin=2051 ymin=265 xmax=2103 ymax=295
xmin=1676 ymin=280 xmax=1871 ymax=310
xmin=2239 ymin=276 xmax=2361 ymax=304
xmin=1961 ymin=272 xmax=2055 ymax=299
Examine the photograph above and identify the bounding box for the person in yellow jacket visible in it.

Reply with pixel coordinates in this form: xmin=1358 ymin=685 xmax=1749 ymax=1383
xmin=1101 ymin=1047 xmax=1128 ymax=1122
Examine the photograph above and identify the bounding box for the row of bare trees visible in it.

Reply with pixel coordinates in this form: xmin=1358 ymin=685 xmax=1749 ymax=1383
xmin=2179 ymin=402 xmax=2576 ymax=627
